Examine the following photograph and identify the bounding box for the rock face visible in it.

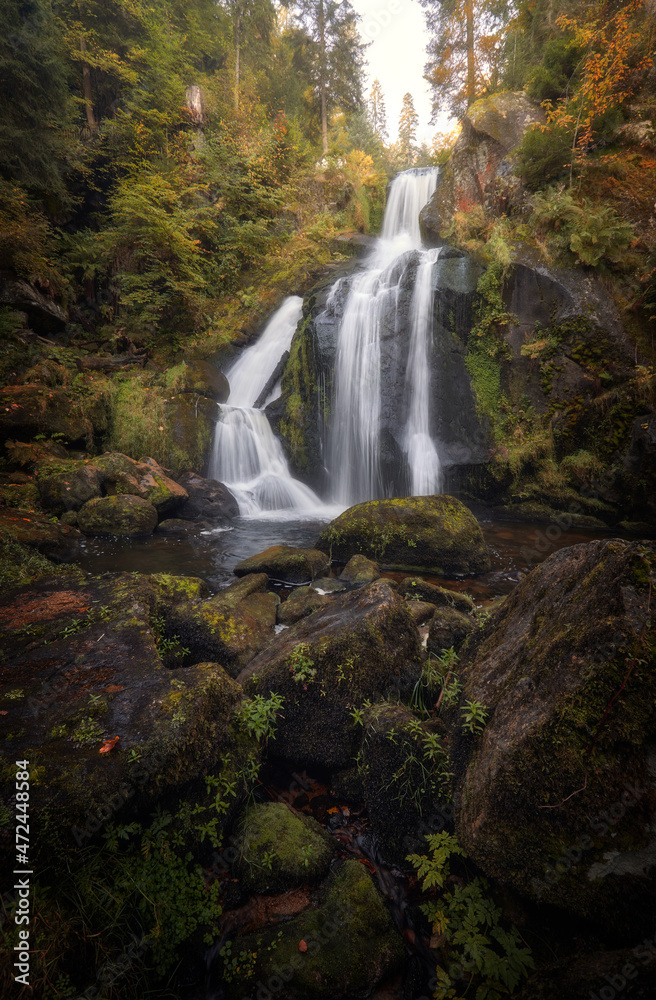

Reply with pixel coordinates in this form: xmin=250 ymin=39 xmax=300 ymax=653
xmin=277 ymin=586 xmax=332 ymax=626
xmin=77 ymin=494 xmax=159 ymax=536
xmin=272 ymin=252 xmax=490 ymax=493
xmin=234 ymin=544 xmax=330 ymax=584
xmin=0 ymin=384 xmax=107 ymax=448
xmin=317 ymin=496 xmax=490 ymax=576
xmin=0 ymin=571 xmax=244 ymax=862
xmin=175 ymin=360 xmax=229 ymax=402
xmin=420 ymin=92 xmax=544 ymax=244
xmin=454 ymin=539 xmax=656 ymax=931
xmin=237 ymin=579 xmax=422 ymax=770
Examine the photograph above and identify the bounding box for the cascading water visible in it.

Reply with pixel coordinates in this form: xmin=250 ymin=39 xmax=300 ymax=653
xmin=328 ymin=167 xmax=442 ymax=504
xmin=209 ymin=298 xmax=329 ymax=519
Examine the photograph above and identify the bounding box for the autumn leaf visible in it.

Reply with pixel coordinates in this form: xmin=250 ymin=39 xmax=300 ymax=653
xmin=298 ymin=940 xmax=307 ymax=953
xmin=99 ymin=736 xmax=119 ymax=754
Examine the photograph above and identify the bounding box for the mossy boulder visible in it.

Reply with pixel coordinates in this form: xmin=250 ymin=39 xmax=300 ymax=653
xmin=427 ymin=606 xmax=477 ymax=653
xmin=165 ymin=574 xmax=278 ymax=676
xmin=235 ymin=545 xmax=330 ymax=583
xmin=77 ymin=495 xmax=158 ymax=536
xmin=454 ymin=539 xmax=656 ymax=932
xmin=317 ymin=496 xmax=490 ymax=576
xmin=175 ymin=360 xmax=230 ymax=402
xmin=339 ymin=554 xmax=381 ymax=586
xmin=93 ymin=453 xmax=188 ymax=514
xmin=399 ymin=576 xmax=475 ymax=613
xmin=0 ymin=571 xmax=244 ymax=867
xmin=406 ymin=600 xmax=437 ymax=626
xmin=224 ymin=860 xmax=404 ymax=1000
xmin=0 ymin=507 xmax=82 ymax=556
xmin=0 ymin=384 xmax=107 ymax=448
xmin=234 ymin=801 xmax=334 ymax=892
xmin=278 ymin=586 xmax=332 ymax=626
xmin=361 ymin=703 xmax=452 ymax=863
xmin=237 ymin=579 xmax=422 ymax=770
xmin=37 ymin=461 xmax=103 ymax=515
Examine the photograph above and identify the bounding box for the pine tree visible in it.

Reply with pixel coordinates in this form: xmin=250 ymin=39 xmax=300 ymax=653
xmin=290 ymin=0 xmax=367 ymax=154
xmin=369 ymin=78 xmax=388 ymax=142
xmin=398 ymin=92 xmax=419 ymax=167
xmin=420 ymin=0 xmax=509 ymax=119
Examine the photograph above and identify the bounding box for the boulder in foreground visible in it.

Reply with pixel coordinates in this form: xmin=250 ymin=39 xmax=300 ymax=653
xmin=234 ymin=544 xmax=330 ymax=583
xmin=316 ymin=495 xmax=490 ymax=576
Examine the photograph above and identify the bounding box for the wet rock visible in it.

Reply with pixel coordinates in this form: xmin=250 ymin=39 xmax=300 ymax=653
xmin=399 ymin=577 xmax=475 ymax=613
xmin=166 ymin=574 xmax=278 ymax=676
xmin=406 ymin=600 xmax=437 ymax=626
xmin=237 ymin=579 xmax=421 ymax=770
xmin=77 ymin=495 xmax=158 ymax=536
xmin=427 ymin=607 xmax=477 ymax=653
xmin=278 ymin=586 xmax=331 ymax=626
xmin=339 ymin=554 xmax=381 ymax=586
xmin=0 ymin=506 xmax=82 ymax=555
xmin=234 ymin=801 xmax=334 ymax=892
xmin=234 ymin=544 xmax=330 ymax=584
xmin=162 ymin=392 xmax=218 ymax=477
xmin=225 ymin=860 xmax=404 ymax=1000
xmin=361 ymin=703 xmax=451 ymax=863
xmin=454 ymin=539 xmax=656 ymax=932
xmin=0 ymin=571 xmax=243 ymax=864
xmin=311 ymin=576 xmax=346 ymax=593
xmin=175 ymin=360 xmax=229 ymax=403
xmin=37 ymin=461 xmax=104 ymax=515
xmin=156 ymin=518 xmax=202 ymax=535
xmin=94 ymin=453 xmax=188 ymax=514
xmin=316 ymin=496 xmax=490 ymax=576
xmin=0 ymin=276 xmax=67 ymax=329
xmin=176 ymin=471 xmax=239 ymax=522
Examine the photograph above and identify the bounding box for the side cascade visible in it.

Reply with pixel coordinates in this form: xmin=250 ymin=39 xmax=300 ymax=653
xmin=328 ymin=167 xmax=442 ymax=504
xmin=209 ymin=298 xmax=331 ymax=519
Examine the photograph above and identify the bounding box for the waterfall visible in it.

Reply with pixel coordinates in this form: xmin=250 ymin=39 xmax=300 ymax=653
xmin=329 ymin=166 xmax=441 ymax=504
xmin=209 ymin=298 xmax=329 ymax=520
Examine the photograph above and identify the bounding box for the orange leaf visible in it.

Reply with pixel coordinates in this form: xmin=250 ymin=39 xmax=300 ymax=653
xmin=99 ymin=736 xmax=119 ymax=754
xmin=298 ymin=940 xmax=307 ymax=953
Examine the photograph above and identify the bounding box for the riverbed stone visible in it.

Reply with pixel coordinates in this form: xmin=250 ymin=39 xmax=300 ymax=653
xmin=176 ymin=470 xmax=239 ymax=522
xmin=399 ymin=576 xmax=475 ymax=613
xmin=77 ymin=494 xmax=158 ymax=536
xmin=339 ymin=554 xmax=381 ymax=586
xmin=234 ymin=544 xmax=330 ymax=583
xmin=454 ymin=538 xmax=656 ymax=932
xmin=234 ymin=801 xmax=334 ymax=892
xmin=224 ymin=860 xmax=404 ymax=1000
xmin=427 ymin=606 xmax=477 ymax=653
xmin=278 ymin=586 xmax=332 ymax=626
xmin=165 ymin=574 xmax=278 ymax=675
xmin=237 ymin=579 xmax=422 ymax=770
xmin=316 ymin=496 xmax=490 ymax=576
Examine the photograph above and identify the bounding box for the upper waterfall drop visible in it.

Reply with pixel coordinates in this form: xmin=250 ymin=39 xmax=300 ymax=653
xmin=210 ymin=297 xmax=332 ymax=520
xmin=328 ymin=166 xmax=442 ymax=505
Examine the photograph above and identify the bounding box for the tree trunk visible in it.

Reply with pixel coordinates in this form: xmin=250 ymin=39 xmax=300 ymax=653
xmin=465 ymin=0 xmax=475 ymax=107
xmin=318 ymin=0 xmax=328 ymax=155
xmin=80 ymin=36 xmax=97 ymax=130
xmin=234 ymin=4 xmax=241 ymax=113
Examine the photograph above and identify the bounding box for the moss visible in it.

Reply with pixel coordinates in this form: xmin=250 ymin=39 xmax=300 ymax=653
xmin=0 ymin=528 xmax=62 ymax=589
xmin=234 ymin=801 xmax=334 ymax=892
xmin=279 ymin=313 xmax=317 ymax=470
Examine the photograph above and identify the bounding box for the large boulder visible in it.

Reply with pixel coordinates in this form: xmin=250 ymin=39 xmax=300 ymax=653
xmin=0 ymin=571 xmax=244 ymax=864
xmin=339 ymin=554 xmax=381 ymax=586
xmin=36 ymin=461 xmax=104 ymax=514
xmin=420 ymin=92 xmax=544 ymax=244
xmin=0 ymin=384 xmax=106 ymax=448
xmin=454 ymin=539 xmax=656 ymax=932
xmin=223 ymin=860 xmax=404 ymax=1000
xmin=316 ymin=496 xmax=490 ymax=576
xmin=0 ymin=507 xmax=82 ymax=556
xmin=427 ymin=606 xmax=477 ymax=653
xmin=233 ymin=801 xmax=334 ymax=892
xmin=77 ymin=494 xmax=159 ymax=536
xmin=165 ymin=574 xmax=278 ymax=676
xmin=176 ymin=470 xmax=239 ymax=522
xmin=234 ymin=544 xmax=330 ymax=584
xmin=237 ymin=579 xmax=422 ymax=770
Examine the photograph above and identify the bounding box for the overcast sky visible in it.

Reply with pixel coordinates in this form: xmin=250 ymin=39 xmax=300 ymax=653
xmin=349 ymin=0 xmax=438 ymax=145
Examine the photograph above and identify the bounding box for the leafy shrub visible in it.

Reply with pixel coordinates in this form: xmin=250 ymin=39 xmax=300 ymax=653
xmin=515 ymin=123 xmax=573 ymax=190
xmin=531 ymin=187 xmax=636 ymax=267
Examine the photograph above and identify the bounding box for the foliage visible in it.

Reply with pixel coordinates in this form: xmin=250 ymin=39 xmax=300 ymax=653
xmin=460 ymin=699 xmax=489 ymax=735
xmin=398 ymin=92 xmax=419 ymax=167
xmin=287 ymin=642 xmax=318 ymax=685
xmin=408 ymin=832 xmax=534 ymax=999
xmin=530 ymin=186 xmax=637 ymax=268
xmin=369 ymin=78 xmax=388 ymax=143
xmin=0 ymin=529 xmax=60 ymax=590
xmin=235 ymin=693 xmax=285 ymax=742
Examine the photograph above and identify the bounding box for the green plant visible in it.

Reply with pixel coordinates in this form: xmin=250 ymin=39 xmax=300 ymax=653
xmin=531 ymin=187 xmax=636 ymax=269
xmin=4 ymin=688 xmax=25 ymax=700
xmin=236 ymin=693 xmax=285 ymax=743
xmin=287 ymin=643 xmax=317 ymax=686
xmin=408 ymin=832 xmax=534 ymax=999
xmin=460 ymin=699 xmax=489 ymax=735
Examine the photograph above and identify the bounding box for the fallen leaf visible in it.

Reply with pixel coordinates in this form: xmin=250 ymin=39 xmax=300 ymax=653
xmin=0 ymin=710 xmax=8 ymax=716
xmin=99 ymin=736 xmax=119 ymax=754
xmin=104 ymin=685 xmax=125 ymax=694
xmin=298 ymin=940 xmax=307 ymax=953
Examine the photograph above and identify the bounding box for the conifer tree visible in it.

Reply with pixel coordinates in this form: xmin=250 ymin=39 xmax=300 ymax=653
xmin=398 ymin=91 xmax=419 ymax=167
xmin=369 ymin=78 xmax=388 ymax=142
